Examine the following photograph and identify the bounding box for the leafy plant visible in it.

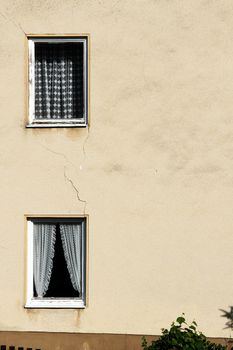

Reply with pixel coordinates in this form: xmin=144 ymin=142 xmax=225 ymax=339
xmin=142 ymin=315 xmax=229 ymax=350
xmin=220 ymin=307 xmax=233 ymax=330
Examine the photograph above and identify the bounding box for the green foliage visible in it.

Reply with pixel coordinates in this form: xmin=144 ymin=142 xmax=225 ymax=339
xmin=142 ymin=315 xmax=228 ymax=350
xmin=220 ymin=307 xmax=233 ymax=330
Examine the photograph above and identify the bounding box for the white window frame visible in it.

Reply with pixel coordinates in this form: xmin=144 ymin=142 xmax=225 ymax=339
xmin=25 ymin=217 xmax=86 ymax=309
xmin=27 ymin=37 xmax=88 ymax=128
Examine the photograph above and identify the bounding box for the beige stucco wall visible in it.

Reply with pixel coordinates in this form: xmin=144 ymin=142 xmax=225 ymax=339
xmin=0 ymin=0 xmax=232 ymax=338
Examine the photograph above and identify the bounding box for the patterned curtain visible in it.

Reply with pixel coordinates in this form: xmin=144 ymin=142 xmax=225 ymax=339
xmin=60 ymin=224 xmax=82 ymax=293
xmin=35 ymin=43 xmax=83 ymax=120
xmin=33 ymin=224 xmax=56 ymax=297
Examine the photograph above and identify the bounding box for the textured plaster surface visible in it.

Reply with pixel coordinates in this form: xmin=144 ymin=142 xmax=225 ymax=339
xmin=0 ymin=0 xmax=232 ymax=338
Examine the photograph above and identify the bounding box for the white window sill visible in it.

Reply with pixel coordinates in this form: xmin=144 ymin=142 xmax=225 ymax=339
xmin=25 ymin=298 xmax=86 ymax=309
xmin=26 ymin=122 xmax=87 ymax=128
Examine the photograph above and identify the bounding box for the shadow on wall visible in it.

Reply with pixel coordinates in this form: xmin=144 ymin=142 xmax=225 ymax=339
xmin=220 ymin=307 xmax=233 ymax=330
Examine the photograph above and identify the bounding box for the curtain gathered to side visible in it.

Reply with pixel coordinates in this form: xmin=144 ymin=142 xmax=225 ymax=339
xmin=35 ymin=43 xmax=83 ymax=120
xmin=60 ymin=224 xmax=82 ymax=293
xmin=33 ymin=224 xmax=56 ymax=297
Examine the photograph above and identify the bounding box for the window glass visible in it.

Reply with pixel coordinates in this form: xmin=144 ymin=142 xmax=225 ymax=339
xmin=26 ymin=217 xmax=86 ymax=308
xmin=28 ymin=37 xmax=88 ymax=127
xmin=35 ymin=43 xmax=84 ymax=120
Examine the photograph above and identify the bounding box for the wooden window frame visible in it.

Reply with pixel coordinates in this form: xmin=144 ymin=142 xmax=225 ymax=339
xmin=27 ymin=36 xmax=88 ymax=128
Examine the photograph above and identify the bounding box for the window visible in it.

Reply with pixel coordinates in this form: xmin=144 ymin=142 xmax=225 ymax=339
xmin=26 ymin=217 xmax=86 ymax=308
xmin=27 ymin=36 xmax=88 ymax=127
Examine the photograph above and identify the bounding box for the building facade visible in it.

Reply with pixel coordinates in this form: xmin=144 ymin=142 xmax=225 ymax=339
xmin=0 ymin=0 xmax=232 ymax=349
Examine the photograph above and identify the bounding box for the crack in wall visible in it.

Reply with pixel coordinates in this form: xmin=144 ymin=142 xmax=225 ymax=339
xmin=64 ymin=166 xmax=87 ymax=215
xmin=83 ymin=125 xmax=90 ymax=157
xmin=39 ymin=142 xmax=77 ymax=170
xmin=0 ymin=10 xmax=26 ymax=35
xmin=38 ymin=134 xmax=89 ymax=215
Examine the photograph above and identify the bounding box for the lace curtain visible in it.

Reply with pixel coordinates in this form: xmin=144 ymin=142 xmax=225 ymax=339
xmin=35 ymin=43 xmax=83 ymax=120
xmin=60 ymin=224 xmax=82 ymax=293
xmin=33 ymin=223 xmax=82 ymax=296
xmin=33 ymin=224 xmax=56 ymax=297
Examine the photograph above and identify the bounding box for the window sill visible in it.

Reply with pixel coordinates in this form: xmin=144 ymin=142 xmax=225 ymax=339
xmin=26 ymin=122 xmax=87 ymax=128
xmin=25 ymin=298 xmax=86 ymax=309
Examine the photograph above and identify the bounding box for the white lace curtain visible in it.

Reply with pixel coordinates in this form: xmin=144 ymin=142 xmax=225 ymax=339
xmin=60 ymin=224 xmax=82 ymax=293
xmin=35 ymin=43 xmax=83 ymax=120
xmin=33 ymin=223 xmax=82 ymax=296
xmin=33 ymin=224 xmax=56 ymax=297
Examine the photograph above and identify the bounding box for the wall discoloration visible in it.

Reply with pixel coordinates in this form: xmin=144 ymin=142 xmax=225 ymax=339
xmin=104 ymin=163 xmax=123 ymax=173
xmin=0 ymin=332 xmax=231 ymax=350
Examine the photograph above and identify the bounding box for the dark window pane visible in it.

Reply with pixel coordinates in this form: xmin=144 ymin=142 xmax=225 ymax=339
xmin=35 ymin=42 xmax=84 ymax=120
xmin=33 ymin=224 xmax=79 ymax=298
